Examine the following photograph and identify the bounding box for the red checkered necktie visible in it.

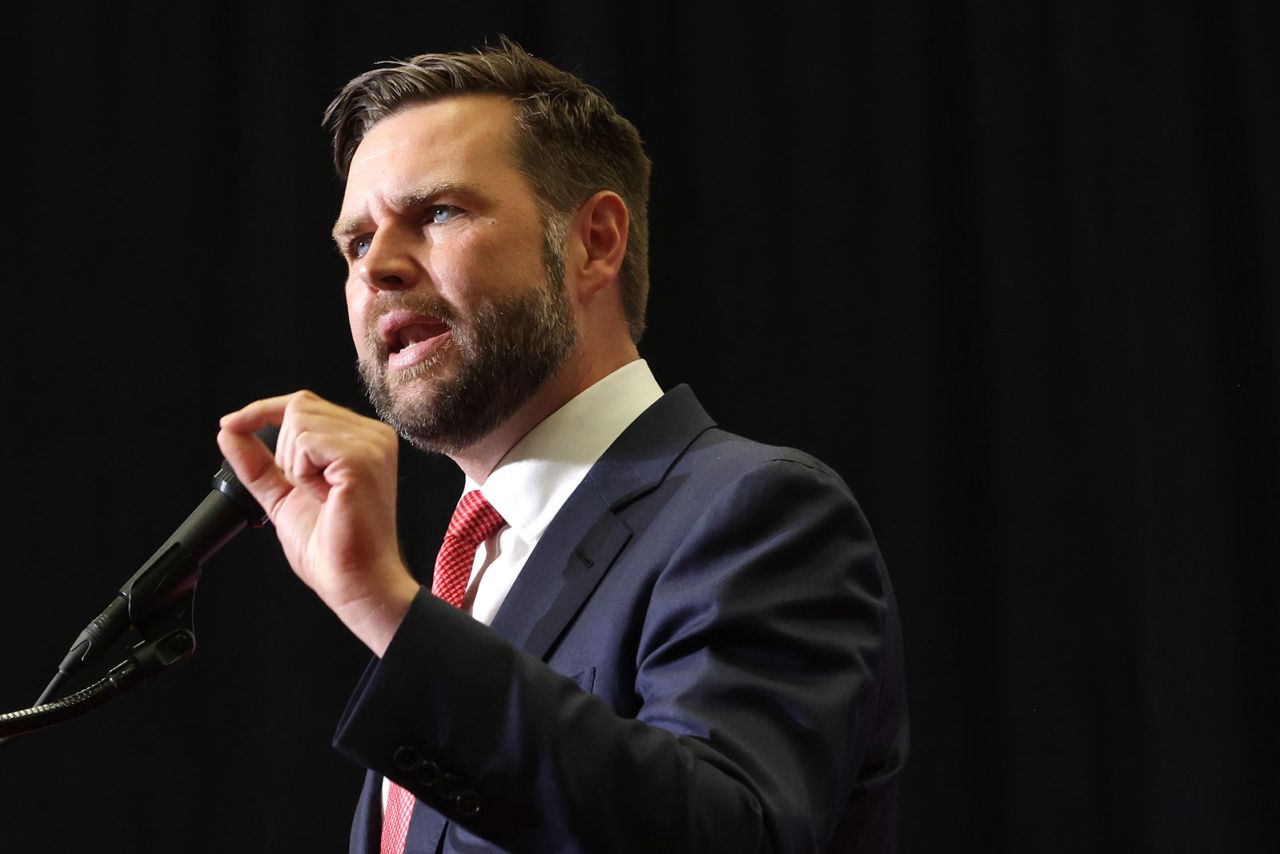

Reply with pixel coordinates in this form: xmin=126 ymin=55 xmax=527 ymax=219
xmin=381 ymin=491 xmax=506 ymax=854
xmin=429 ymin=491 xmax=507 ymax=607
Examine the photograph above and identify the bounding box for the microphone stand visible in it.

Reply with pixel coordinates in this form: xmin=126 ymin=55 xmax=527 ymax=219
xmin=0 ymin=432 xmax=274 ymax=745
xmin=0 ymin=612 xmax=196 ymax=739
xmin=0 ymin=548 xmax=205 ymax=742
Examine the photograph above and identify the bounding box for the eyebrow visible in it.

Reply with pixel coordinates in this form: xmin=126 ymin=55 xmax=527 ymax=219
xmin=330 ymin=181 xmax=476 ymax=245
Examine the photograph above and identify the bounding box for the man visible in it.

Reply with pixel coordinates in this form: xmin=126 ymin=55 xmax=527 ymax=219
xmin=218 ymin=40 xmax=907 ymax=854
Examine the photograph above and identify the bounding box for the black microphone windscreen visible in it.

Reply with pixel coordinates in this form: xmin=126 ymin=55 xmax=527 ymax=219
xmin=213 ymin=423 xmax=280 ymax=528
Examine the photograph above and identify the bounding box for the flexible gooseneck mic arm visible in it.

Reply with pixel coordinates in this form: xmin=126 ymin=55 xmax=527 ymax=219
xmin=0 ymin=426 xmax=276 ymax=746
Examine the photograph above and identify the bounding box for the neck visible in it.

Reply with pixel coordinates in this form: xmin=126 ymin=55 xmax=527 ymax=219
xmin=448 ymin=344 xmax=639 ymax=483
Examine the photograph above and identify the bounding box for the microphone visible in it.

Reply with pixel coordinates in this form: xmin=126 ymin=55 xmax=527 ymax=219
xmin=57 ymin=425 xmax=278 ymax=681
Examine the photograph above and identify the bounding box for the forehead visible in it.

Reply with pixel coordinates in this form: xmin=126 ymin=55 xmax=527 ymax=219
xmin=342 ymin=94 xmax=522 ymax=205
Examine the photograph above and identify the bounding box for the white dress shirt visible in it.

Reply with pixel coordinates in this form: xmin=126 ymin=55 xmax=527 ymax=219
xmin=382 ymin=359 xmax=663 ymax=811
xmin=462 ymin=359 xmax=663 ymax=625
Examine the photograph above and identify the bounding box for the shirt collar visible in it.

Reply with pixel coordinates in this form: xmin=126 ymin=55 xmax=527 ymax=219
xmin=463 ymin=359 xmax=663 ymax=548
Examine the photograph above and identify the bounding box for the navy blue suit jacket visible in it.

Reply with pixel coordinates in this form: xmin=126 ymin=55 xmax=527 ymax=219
xmin=334 ymin=385 xmax=907 ymax=853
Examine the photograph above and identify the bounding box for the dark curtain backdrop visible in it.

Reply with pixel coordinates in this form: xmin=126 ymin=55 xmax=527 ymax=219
xmin=2 ymin=1 xmax=1275 ymax=852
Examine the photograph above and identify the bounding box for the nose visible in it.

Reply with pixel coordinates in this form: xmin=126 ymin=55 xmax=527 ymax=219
xmin=357 ymin=226 xmax=420 ymax=292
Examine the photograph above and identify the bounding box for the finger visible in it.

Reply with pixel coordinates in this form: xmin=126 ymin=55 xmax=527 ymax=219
xmin=275 ymin=393 xmax=359 ymax=485
xmin=218 ymin=390 xmax=336 ymax=507
xmin=216 ymin=426 xmax=294 ymax=523
xmin=219 ymin=394 xmax=296 ymax=435
xmin=277 ymin=411 xmax=363 ymax=499
xmin=285 ymin=411 xmax=397 ymax=488
xmin=222 ymin=391 xmax=331 ymax=484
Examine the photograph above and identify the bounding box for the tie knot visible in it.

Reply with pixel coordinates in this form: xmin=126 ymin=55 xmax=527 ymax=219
xmin=446 ymin=490 xmax=506 ymax=547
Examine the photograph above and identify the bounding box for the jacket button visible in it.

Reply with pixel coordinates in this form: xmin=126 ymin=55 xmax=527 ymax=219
xmin=414 ymin=760 xmax=443 ymax=787
xmin=392 ymin=745 xmax=421 ymax=772
xmin=435 ymin=773 xmax=467 ymax=800
xmin=454 ymin=791 xmax=481 ymax=817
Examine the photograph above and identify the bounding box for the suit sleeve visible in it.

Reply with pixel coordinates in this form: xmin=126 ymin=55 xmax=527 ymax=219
xmin=332 ymin=458 xmax=902 ymax=853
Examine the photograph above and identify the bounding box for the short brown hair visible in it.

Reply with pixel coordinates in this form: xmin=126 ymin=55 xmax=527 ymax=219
xmin=323 ymin=38 xmax=652 ymax=343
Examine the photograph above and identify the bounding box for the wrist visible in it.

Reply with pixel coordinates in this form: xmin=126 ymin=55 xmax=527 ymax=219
xmin=340 ymin=576 xmax=421 ymax=658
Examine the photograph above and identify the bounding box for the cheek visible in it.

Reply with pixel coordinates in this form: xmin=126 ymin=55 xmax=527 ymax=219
xmin=434 ymin=234 xmax=544 ymax=306
xmin=346 ymin=283 xmax=372 ymax=354
xmin=422 ymin=256 xmax=488 ymax=313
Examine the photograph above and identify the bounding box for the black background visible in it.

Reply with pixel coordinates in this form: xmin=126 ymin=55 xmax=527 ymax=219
xmin=2 ymin=1 xmax=1276 ymax=852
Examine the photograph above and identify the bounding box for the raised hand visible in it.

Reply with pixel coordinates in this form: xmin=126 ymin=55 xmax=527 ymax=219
xmin=217 ymin=390 xmax=420 ymax=656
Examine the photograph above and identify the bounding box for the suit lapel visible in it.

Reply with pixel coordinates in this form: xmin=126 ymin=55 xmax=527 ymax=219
xmin=349 ymin=769 xmax=381 ymax=853
xmin=488 ymin=385 xmax=715 ymax=658
xmin=488 ymin=483 xmax=629 ymax=656
xmin=420 ymin=386 xmax=715 ymax=854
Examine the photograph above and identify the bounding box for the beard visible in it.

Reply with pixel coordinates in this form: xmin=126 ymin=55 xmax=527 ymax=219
xmin=356 ymin=239 xmax=578 ymax=456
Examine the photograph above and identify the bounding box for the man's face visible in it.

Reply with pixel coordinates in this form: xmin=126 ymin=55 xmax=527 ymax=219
xmin=334 ymin=96 xmax=578 ymax=454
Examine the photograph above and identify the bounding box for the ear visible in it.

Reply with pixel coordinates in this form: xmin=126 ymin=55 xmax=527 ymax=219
xmin=568 ymin=190 xmax=629 ymax=304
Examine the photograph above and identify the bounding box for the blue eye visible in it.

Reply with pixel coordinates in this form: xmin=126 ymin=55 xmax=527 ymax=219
xmin=429 ymin=205 xmax=457 ymax=224
xmin=353 ymin=235 xmax=373 ymax=259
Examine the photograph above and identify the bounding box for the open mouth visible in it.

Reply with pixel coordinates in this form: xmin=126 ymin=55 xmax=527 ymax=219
xmin=378 ymin=310 xmax=453 ymax=369
xmin=388 ymin=319 xmax=450 ymax=355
